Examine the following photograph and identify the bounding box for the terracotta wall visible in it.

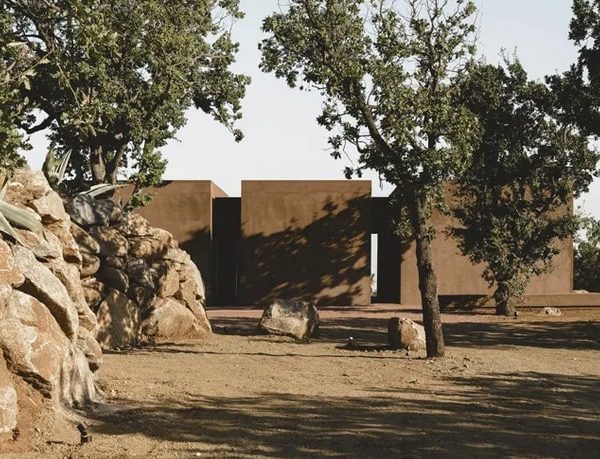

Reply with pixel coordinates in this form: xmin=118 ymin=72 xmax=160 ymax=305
xmin=400 ymin=205 xmax=574 ymax=305
xmin=238 ymin=180 xmax=372 ymax=306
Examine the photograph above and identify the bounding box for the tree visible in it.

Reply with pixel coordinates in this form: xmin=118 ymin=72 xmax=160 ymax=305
xmin=574 ymin=216 xmax=600 ymax=292
xmin=452 ymin=60 xmax=598 ymax=316
xmin=260 ymin=0 xmax=480 ymax=357
xmin=4 ymin=0 xmax=249 ymax=195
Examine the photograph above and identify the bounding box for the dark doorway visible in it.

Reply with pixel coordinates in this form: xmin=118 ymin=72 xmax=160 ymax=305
xmin=212 ymin=197 xmax=241 ymax=305
xmin=371 ymin=197 xmax=401 ymax=303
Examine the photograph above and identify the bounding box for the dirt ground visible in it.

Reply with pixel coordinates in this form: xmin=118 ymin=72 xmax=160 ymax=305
xmin=6 ymin=305 xmax=600 ymax=458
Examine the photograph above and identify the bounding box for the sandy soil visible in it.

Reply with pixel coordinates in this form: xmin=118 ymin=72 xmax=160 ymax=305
xmin=6 ymin=305 xmax=600 ymax=458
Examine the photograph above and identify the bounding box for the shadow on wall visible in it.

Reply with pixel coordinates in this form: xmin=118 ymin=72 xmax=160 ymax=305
xmin=238 ymin=198 xmax=371 ymax=306
xmin=91 ymin=371 xmax=600 ymax=457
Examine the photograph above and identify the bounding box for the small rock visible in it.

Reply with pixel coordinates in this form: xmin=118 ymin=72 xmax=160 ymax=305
xmin=539 ymin=307 xmax=563 ymax=316
xmin=259 ymin=299 xmax=319 ymax=340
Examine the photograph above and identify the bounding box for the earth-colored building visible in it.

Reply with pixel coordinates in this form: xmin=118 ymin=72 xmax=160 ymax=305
xmin=122 ymin=180 xmax=595 ymax=308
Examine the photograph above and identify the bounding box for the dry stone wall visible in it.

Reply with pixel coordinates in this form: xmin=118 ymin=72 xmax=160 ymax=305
xmin=0 ymin=168 xmax=213 ymax=449
xmin=0 ymin=169 xmax=99 ymax=443
xmin=66 ymin=193 xmax=212 ymax=348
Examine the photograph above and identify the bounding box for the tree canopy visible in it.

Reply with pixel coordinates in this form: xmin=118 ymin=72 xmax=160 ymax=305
xmin=261 ymin=0 xmax=481 ymax=356
xmin=2 ymin=0 xmax=249 ymax=197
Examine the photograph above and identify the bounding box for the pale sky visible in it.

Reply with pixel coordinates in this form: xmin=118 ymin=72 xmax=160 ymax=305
xmin=25 ymin=0 xmax=600 ymax=217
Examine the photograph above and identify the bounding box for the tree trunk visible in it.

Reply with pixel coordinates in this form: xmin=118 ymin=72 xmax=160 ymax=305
xmin=494 ymin=282 xmax=515 ymax=316
xmin=90 ymin=147 xmax=107 ymax=184
xmin=106 ymin=144 xmax=126 ymax=185
xmin=408 ymin=193 xmax=445 ymax=357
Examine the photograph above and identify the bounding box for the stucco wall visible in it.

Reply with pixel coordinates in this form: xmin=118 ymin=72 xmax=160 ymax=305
xmin=238 ymin=180 xmax=372 ymax=306
xmin=400 ymin=205 xmax=574 ymax=305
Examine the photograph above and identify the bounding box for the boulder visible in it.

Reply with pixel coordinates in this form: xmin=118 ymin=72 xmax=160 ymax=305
xmin=104 ymin=255 xmax=126 ymax=270
xmin=0 ymin=240 xmax=24 ymax=287
xmin=76 ymin=328 xmax=103 ymax=372
xmin=81 ymin=278 xmax=105 ymax=311
xmin=14 ymin=227 xmax=62 ymax=260
xmin=70 ymin=223 xmax=100 ymax=255
xmin=66 ymin=194 xmax=101 ymax=227
xmin=47 ymin=220 xmax=82 ymax=264
xmin=4 ymin=169 xmax=51 ymax=205
xmin=259 ymin=299 xmax=319 ymax=340
xmin=155 ymin=262 xmax=180 ymax=298
xmin=80 ymin=253 xmax=101 ymax=278
xmin=96 ymin=289 xmax=140 ymax=349
xmin=29 ymin=190 xmax=67 ymax=224
xmin=0 ymin=290 xmax=94 ymax=405
xmin=126 ymin=259 xmax=156 ymax=290
xmin=140 ymin=298 xmax=211 ymax=343
xmin=119 ymin=212 xmax=151 ymax=237
xmin=178 ymin=259 xmax=206 ymax=304
xmin=539 ymin=307 xmax=563 ymax=316
xmin=46 ymin=259 xmax=97 ymax=332
xmin=127 ymin=285 xmax=154 ymax=310
xmin=164 ymin=247 xmax=189 ymax=264
xmin=388 ymin=317 xmax=426 ymax=351
xmin=89 ymin=226 xmax=128 ymax=257
xmin=0 ymin=359 xmax=18 ymax=435
xmin=99 ymin=266 xmax=129 ymax=293
xmin=94 ymin=199 xmax=122 ymax=224
xmin=11 ymin=245 xmax=79 ymax=340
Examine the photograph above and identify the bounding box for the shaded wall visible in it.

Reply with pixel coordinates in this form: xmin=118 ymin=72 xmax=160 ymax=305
xmin=117 ymin=181 xmax=226 ymax=301
xmin=239 ymin=180 xmax=372 ymax=306
xmin=400 ymin=201 xmax=574 ymax=305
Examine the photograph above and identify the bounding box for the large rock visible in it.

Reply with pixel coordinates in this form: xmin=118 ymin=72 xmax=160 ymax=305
xmin=126 ymin=259 xmax=156 ymax=290
xmin=29 ymin=190 xmax=67 ymax=224
xmin=96 ymin=289 xmax=140 ymax=349
xmin=77 ymin=328 xmax=103 ymax=372
xmin=98 ymin=266 xmax=129 ymax=293
xmin=259 ymin=299 xmax=319 ymax=340
xmin=140 ymin=298 xmax=211 ymax=343
xmin=178 ymin=258 xmax=206 ymax=304
xmin=81 ymin=253 xmax=101 ymax=278
xmin=0 ymin=358 xmax=17 ymax=435
xmin=89 ymin=227 xmax=128 ymax=257
xmin=47 ymin=258 xmax=97 ymax=332
xmin=0 ymin=240 xmax=24 ymax=287
xmin=155 ymin=262 xmax=180 ymax=298
xmin=119 ymin=212 xmax=152 ymax=237
xmin=70 ymin=223 xmax=100 ymax=255
xmin=47 ymin=220 xmax=82 ymax=264
xmin=11 ymin=245 xmax=79 ymax=340
xmin=4 ymin=169 xmax=51 ymax=205
xmin=65 ymin=194 xmax=100 ymax=227
xmin=388 ymin=317 xmax=426 ymax=351
xmin=0 ymin=289 xmax=95 ymax=406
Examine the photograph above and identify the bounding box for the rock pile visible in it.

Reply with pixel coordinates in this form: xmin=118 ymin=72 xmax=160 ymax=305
xmin=0 ymin=169 xmax=98 ymax=441
xmin=66 ymin=194 xmax=212 ymax=348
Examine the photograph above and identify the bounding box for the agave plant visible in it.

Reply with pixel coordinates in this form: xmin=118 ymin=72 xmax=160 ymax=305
xmin=0 ymin=174 xmax=44 ymax=245
xmin=81 ymin=182 xmax=126 ymax=198
xmin=42 ymin=149 xmax=72 ymax=189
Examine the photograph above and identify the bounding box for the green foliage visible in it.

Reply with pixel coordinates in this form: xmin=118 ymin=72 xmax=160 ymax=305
xmin=0 ymin=177 xmax=44 ymax=243
xmin=548 ymin=0 xmax=600 ymax=135
xmin=0 ymin=10 xmax=34 ymax=172
xmin=260 ymin=0 xmax=479 ymax=216
xmin=261 ymin=0 xmax=480 ymax=356
xmin=574 ymin=215 xmax=600 ymax=291
xmin=4 ymin=0 xmax=249 ymax=193
xmin=452 ymin=60 xmax=599 ymax=315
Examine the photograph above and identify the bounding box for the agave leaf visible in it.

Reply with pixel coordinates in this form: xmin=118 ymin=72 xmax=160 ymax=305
xmin=0 ymin=208 xmax=22 ymax=243
xmin=0 ymin=199 xmax=44 ymax=236
xmin=83 ymin=183 xmax=126 ymax=198
xmin=56 ymin=150 xmax=72 ymax=184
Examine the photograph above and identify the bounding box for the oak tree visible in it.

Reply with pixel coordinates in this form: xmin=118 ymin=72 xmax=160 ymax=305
xmin=453 ymin=61 xmax=598 ymax=316
xmin=260 ymin=0 xmax=480 ymax=357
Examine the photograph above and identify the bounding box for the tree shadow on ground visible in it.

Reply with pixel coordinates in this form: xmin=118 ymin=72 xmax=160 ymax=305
xmin=90 ymin=371 xmax=600 ymax=458
xmin=212 ymin=315 xmax=600 ymax=351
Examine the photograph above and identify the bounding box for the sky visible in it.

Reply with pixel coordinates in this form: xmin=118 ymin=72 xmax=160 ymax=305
xmin=25 ymin=0 xmax=600 ymax=217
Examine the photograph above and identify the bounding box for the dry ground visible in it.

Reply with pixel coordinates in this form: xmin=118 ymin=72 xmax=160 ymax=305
xmin=7 ymin=305 xmax=600 ymax=458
